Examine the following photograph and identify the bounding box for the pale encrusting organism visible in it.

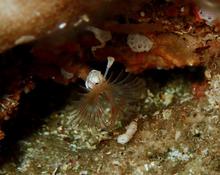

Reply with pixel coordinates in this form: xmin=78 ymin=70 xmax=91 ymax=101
xmin=117 ymin=119 xmax=138 ymax=144
xmin=127 ymin=33 xmax=153 ymax=53
xmin=72 ymin=57 xmax=145 ymax=128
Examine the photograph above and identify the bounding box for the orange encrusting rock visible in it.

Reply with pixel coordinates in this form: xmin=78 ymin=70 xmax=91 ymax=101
xmin=94 ymin=33 xmax=202 ymax=73
xmin=30 ymin=0 xmax=220 ymax=82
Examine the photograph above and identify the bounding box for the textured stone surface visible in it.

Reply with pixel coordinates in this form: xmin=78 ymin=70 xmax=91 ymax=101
xmin=0 ymin=0 xmax=106 ymax=53
xmin=0 ymin=1 xmax=220 ymax=174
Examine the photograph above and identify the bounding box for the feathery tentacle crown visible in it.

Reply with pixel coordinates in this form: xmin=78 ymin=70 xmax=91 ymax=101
xmin=73 ymin=56 xmax=145 ymax=128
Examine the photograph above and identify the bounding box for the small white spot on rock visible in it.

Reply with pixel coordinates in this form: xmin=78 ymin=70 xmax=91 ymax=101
xmin=175 ymin=130 xmax=181 ymax=141
xmin=112 ymin=160 xmax=121 ymax=166
xmin=162 ymin=109 xmax=172 ymax=120
xmin=167 ymin=148 xmax=192 ymax=161
xmin=205 ymin=69 xmax=212 ymax=80
xmin=59 ymin=22 xmax=66 ymax=29
xmin=79 ymin=170 xmax=88 ymax=175
xmin=201 ymin=148 xmax=209 ymax=156
xmin=180 ymin=7 xmax=185 ymax=12
xmin=15 ymin=35 xmax=35 ymax=45
xmin=140 ymin=11 xmax=145 ymax=17
xmin=144 ymin=162 xmax=156 ymax=172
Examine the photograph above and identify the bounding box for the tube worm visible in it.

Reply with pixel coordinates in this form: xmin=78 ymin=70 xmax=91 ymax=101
xmin=72 ymin=57 xmax=145 ymax=128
